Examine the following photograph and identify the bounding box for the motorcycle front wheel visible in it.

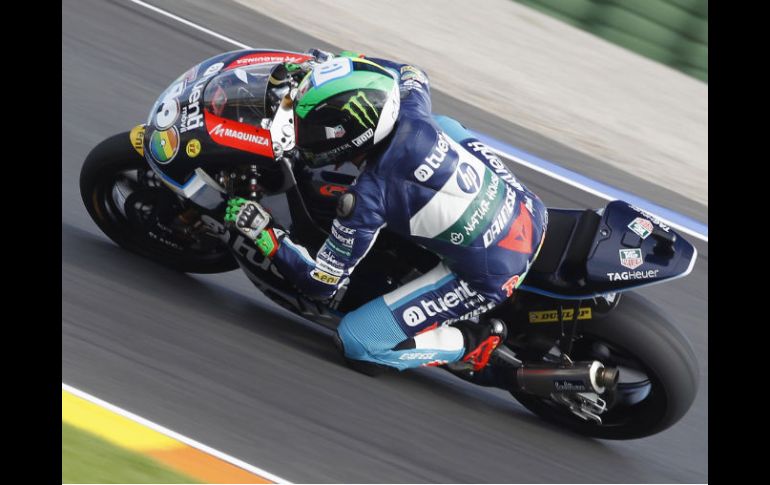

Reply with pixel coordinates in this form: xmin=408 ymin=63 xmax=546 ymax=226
xmin=79 ymin=131 xmax=238 ymax=274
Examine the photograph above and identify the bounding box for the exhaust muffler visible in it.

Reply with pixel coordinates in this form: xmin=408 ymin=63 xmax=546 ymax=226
xmin=516 ymin=361 xmax=619 ymax=397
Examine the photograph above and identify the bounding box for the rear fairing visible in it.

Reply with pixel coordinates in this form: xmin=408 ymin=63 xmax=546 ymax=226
xmin=521 ymin=200 xmax=697 ymax=299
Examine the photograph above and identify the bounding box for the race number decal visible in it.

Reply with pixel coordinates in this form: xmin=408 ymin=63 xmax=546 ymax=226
xmin=311 ymin=57 xmax=353 ymax=87
xmin=153 ymin=97 xmax=180 ymax=130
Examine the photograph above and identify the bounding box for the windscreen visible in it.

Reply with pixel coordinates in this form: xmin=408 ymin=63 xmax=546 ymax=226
xmin=203 ymin=64 xmax=275 ymax=127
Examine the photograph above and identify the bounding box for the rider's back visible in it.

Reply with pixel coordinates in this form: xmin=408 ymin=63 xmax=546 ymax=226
xmin=362 ymin=94 xmax=547 ymax=301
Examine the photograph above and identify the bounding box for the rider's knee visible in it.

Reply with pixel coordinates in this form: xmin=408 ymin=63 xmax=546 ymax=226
xmin=335 ymin=319 xmax=391 ymax=375
xmin=335 ymin=318 xmax=367 ymax=360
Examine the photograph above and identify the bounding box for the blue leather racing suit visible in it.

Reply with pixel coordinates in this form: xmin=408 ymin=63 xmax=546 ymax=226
xmin=268 ymin=57 xmax=548 ymax=370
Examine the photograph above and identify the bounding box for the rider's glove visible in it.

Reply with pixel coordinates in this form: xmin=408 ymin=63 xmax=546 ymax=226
xmin=225 ymin=198 xmax=281 ymax=258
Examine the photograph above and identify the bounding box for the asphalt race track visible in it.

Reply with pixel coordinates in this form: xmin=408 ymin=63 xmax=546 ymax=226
xmin=62 ymin=0 xmax=708 ymax=482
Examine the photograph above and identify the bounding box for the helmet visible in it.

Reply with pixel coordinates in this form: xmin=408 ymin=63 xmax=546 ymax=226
xmin=293 ymin=57 xmax=400 ymax=168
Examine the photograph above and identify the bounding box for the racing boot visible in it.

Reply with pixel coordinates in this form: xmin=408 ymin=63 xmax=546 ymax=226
xmin=451 ymin=318 xmax=507 ymax=371
xmin=447 ymin=319 xmax=520 ymax=389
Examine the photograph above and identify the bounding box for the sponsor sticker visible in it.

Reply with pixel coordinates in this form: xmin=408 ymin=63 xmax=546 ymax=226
xmin=331 ymin=225 xmax=354 ymax=248
xmin=341 ymin=92 xmax=378 ymax=129
xmin=129 ymin=125 xmax=145 ymax=156
xmin=628 ymin=217 xmax=653 ymax=239
xmin=414 ymin=164 xmax=433 ymax=182
xmin=179 ymin=80 xmax=206 ymax=134
xmin=482 ymin=185 xmax=516 ymax=247
xmin=433 ymin=169 xmax=503 ymax=247
xmin=402 ymin=306 xmax=427 ymax=326
xmin=619 ymin=248 xmax=643 ymax=270
xmin=501 ymin=274 xmax=520 ymax=298
xmin=204 ymin=111 xmax=273 ymax=157
xmin=554 ymin=380 xmax=588 ymax=392
xmin=400 ymin=281 xmax=481 ymax=327
xmin=495 ymin=201 xmax=533 ymax=253
xmin=148 ymin=127 xmax=179 ymax=164
xmin=628 ymin=204 xmax=671 ymax=232
xmin=317 ymin=257 xmax=344 ymax=276
xmin=607 ymin=269 xmax=659 ymax=281
xmin=418 ymin=132 xmax=451 ymax=181
xmin=332 ymin=220 xmax=356 ymax=235
xmin=225 ymin=52 xmax=312 ymax=70
xmin=185 ymin=139 xmax=201 ymax=158
xmin=528 ymin=308 xmax=592 ymax=324
xmin=456 ymin=163 xmax=481 ymax=194
xmin=325 ymin=125 xmax=346 ymax=139
xmin=310 ymin=269 xmax=340 ymax=285
xmin=351 ymin=128 xmax=374 ymax=147
xmin=399 ymin=352 xmax=438 ymax=361
xmin=318 ymin=248 xmax=345 ymax=272
xmin=466 ymin=141 xmax=525 ymax=191
xmin=325 ymin=239 xmax=352 ymax=257
xmin=153 ymin=97 xmax=180 ymax=130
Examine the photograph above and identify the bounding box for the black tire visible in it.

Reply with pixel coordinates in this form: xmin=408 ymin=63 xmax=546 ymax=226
xmin=80 ymin=131 xmax=238 ymax=274
xmin=510 ymin=292 xmax=699 ymax=439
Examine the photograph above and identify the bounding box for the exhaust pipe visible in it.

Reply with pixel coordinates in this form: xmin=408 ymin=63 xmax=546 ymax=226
xmin=516 ymin=361 xmax=619 ymax=397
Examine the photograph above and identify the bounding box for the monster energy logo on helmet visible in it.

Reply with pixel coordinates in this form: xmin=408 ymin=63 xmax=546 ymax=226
xmin=342 ymin=91 xmax=379 ymax=129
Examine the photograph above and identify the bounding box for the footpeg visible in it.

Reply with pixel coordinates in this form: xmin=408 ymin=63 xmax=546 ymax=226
xmin=488 ymin=318 xmax=507 ymax=340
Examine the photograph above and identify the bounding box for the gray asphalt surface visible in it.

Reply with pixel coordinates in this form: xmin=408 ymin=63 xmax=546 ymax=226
xmin=62 ymin=0 xmax=708 ymax=482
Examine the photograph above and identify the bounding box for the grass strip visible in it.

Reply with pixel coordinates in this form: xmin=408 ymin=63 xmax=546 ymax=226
xmin=62 ymin=422 xmax=200 ymax=483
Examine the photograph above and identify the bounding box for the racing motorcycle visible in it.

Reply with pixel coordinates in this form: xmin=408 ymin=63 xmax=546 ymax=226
xmin=79 ymin=49 xmax=699 ymax=440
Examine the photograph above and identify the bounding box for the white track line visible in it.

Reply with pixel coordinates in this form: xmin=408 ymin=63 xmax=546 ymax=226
xmin=489 ymin=146 xmax=708 ymax=243
xmin=127 ymin=0 xmax=708 ymax=245
xmin=129 ymin=0 xmax=250 ymax=49
xmin=62 ymin=382 xmax=291 ymax=484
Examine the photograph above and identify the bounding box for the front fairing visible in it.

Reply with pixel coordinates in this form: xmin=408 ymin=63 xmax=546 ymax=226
xmin=142 ymin=49 xmax=312 ymax=196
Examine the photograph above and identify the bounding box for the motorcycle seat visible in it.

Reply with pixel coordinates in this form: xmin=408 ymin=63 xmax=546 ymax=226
xmin=524 ymin=208 xmax=601 ymax=295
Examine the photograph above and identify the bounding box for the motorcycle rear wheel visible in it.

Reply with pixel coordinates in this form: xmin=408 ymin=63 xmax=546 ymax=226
xmin=510 ymin=292 xmax=699 ymax=439
xmin=79 ymin=131 xmax=238 ymax=274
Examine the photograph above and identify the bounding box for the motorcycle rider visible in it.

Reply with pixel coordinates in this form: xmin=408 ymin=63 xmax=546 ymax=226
xmin=227 ymin=49 xmax=548 ymax=374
